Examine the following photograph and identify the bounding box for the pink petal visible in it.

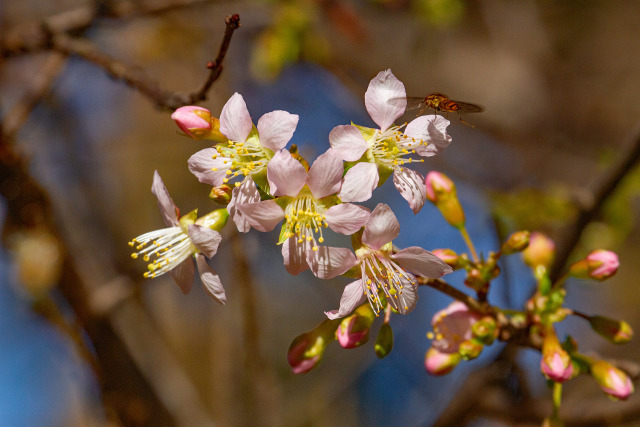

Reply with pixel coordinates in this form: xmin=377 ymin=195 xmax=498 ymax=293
xmin=324 ymin=204 xmax=370 ymax=235
xmin=328 ymin=125 xmax=368 ymax=161
xmin=236 ymin=200 xmax=284 ymax=232
xmin=188 ymin=148 xmax=232 ymax=186
xmin=392 ymin=247 xmax=453 ymax=278
xmin=408 ymin=115 xmax=452 ymax=157
xmin=169 ymin=258 xmax=195 ymax=294
xmin=282 ymin=238 xmax=311 ymax=276
xmin=228 ymin=178 xmax=262 ymax=233
xmin=362 ymin=203 xmax=399 ymax=250
xmin=219 ymin=93 xmax=252 ymax=142
xmin=325 ymin=279 xmax=367 ymax=319
xmin=188 ymin=225 xmax=222 ymax=259
xmin=195 ymin=254 xmax=226 ymax=305
xmin=257 ymin=110 xmax=299 ymax=151
xmin=151 ymin=170 xmax=179 ymax=227
xmin=267 ymin=149 xmax=307 ymax=197
xmin=393 ymin=168 xmax=427 ymax=214
xmin=365 ymin=70 xmax=406 ymax=132
xmin=395 ymin=276 xmax=418 ymax=315
xmin=306 ymin=148 xmax=343 ymax=199
xmin=308 ymin=246 xmax=357 ymax=279
xmin=338 ymin=162 xmax=379 ymax=203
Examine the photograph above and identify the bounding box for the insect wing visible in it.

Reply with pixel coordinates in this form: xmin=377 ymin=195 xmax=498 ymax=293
xmin=450 ymin=100 xmax=484 ymax=113
xmin=391 ymin=96 xmax=425 ymax=111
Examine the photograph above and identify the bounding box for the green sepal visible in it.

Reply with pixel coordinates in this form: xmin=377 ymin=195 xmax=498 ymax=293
xmin=178 ymin=209 xmax=198 ymax=230
xmin=375 ymin=323 xmax=394 ymax=359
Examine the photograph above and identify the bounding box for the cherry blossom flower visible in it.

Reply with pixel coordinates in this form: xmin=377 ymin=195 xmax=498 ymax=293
xmin=129 ymin=171 xmax=227 ymax=304
xmin=188 ymin=93 xmax=299 ymax=188
xmin=329 ymin=70 xmax=452 ymax=213
xmin=325 ymin=204 xmax=452 ymax=319
xmin=428 ymin=301 xmax=480 ymax=354
xmin=236 ymin=148 xmax=370 ymax=278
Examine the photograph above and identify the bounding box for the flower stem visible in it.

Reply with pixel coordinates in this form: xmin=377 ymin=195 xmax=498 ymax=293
xmin=552 ymin=381 xmax=563 ymax=419
xmin=460 ymin=227 xmax=479 ymax=263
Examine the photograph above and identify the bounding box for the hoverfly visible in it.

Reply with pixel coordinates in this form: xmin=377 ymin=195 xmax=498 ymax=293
xmin=396 ymin=93 xmax=484 ymax=127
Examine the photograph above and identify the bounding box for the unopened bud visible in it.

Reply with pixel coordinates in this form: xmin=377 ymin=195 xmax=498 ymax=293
xmin=195 ymin=208 xmax=229 ymax=231
xmin=10 ymin=230 xmax=62 ymax=297
xmin=336 ymin=304 xmax=375 ymax=349
xmin=374 ymin=322 xmax=394 ymax=359
xmin=569 ymin=250 xmax=619 ymax=281
xmin=171 ymin=106 xmax=226 ymax=142
xmin=287 ymin=319 xmax=340 ymax=374
xmin=432 ymin=249 xmax=460 ymax=269
xmin=522 ymin=232 xmax=556 ymax=269
xmin=425 ymin=171 xmax=465 ymax=229
xmin=590 ymin=360 xmax=634 ymax=400
xmin=464 ymin=268 xmax=486 ymax=291
xmin=472 ymin=316 xmax=498 ymax=345
xmin=501 ymin=231 xmax=530 ymax=255
xmin=424 ymin=347 xmax=461 ymax=376
xmin=540 ymin=331 xmax=574 ymax=382
xmin=209 ymin=184 xmax=233 ymax=205
xmin=458 ymin=339 xmax=483 ymax=360
xmin=589 ymin=316 xmax=633 ymax=344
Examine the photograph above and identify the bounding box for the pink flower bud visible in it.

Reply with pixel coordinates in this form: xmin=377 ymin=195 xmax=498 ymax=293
xmin=287 ymin=319 xmax=339 ymax=374
xmin=569 ymin=250 xmax=619 ymax=281
xmin=425 ymin=172 xmax=465 ymax=229
xmin=432 ymin=249 xmax=460 ymax=269
xmin=172 ymin=106 xmax=212 ymax=138
xmin=425 ymin=347 xmax=461 ymax=376
xmin=209 ymin=184 xmax=234 ymax=205
xmin=540 ymin=332 xmax=574 ymax=382
xmin=425 ymin=171 xmax=455 ymax=202
xmin=522 ymin=232 xmax=556 ymax=269
xmin=589 ymin=316 xmax=633 ymax=344
xmin=590 ymin=360 xmax=634 ymax=400
xmin=336 ymin=313 xmax=372 ymax=349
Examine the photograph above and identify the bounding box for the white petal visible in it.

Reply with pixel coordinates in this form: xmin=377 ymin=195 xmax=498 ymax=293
xmin=282 ymin=238 xmax=311 ymax=276
xmin=151 ymin=171 xmax=179 ymax=227
xmin=169 ymin=258 xmax=195 ymax=294
xmin=228 ymin=178 xmax=262 ymax=233
xmin=324 ymin=204 xmax=370 ymax=235
xmin=325 ymin=280 xmax=367 ymax=319
xmin=338 ymin=162 xmax=379 ymax=203
xmin=195 ymin=254 xmax=226 ymax=305
xmin=219 ymin=93 xmax=252 ymax=142
xmin=267 ymin=149 xmax=307 ymax=197
xmin=392 ymin=246 xmax=453 ymax=278
xmin=365 ymin=70 xmax=406 ymax=132
xmin=257 ymin=110 xmax=299 ymax=151
xmin=306 ymin=148 xmax=343 ymax=199
xmin=236 ymin=200 xmax=284 ymax=232
xmin=188 ymin=148 xmax=232 ymax=186
xmin=396 ymin=277 xmax=418 ymax=315
xmin=188 ymin=225 xmax=222 ymax=259
xmin=393 ymin=168 xmax=427 ymax=214
xmin=328 ymin=125 xmax=368 ymax=162
xmin=407 ymin=115 xmax=452 ymax=157
xmin=308 ymin=246 xmax=357 ymax=279
xmin=362 ymin=203 xmax=399 ymax=250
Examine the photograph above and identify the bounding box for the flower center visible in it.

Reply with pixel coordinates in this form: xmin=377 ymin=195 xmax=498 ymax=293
xmin=129 ymin=226 xmax=194 ymax=278
xmin=360 ymin=249 xmax=417 ymax=315
xmin=211 ymin=139 xmax=270 ymax=186
xmin=368 ymin=125 xmax=427 ymax=169
xmin=283 ymin=195 xmax=328 ymax=251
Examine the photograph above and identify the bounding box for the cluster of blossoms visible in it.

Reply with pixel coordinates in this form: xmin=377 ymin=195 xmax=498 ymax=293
xmin=130 ymin=69 xmax=635 ymax=421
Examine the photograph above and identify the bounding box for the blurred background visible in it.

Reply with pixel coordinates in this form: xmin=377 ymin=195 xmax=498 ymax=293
xmin=2 ymin=0 xmax=640 ymax=426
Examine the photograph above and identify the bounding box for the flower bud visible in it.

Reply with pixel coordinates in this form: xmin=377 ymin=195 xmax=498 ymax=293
xmin=458 ymin=339 xmax=483 ymax=360
xmin=472 ymin=316 xmax=498 ymax=345
xmin=425 ymin=347 xmax=461 ymax=376
xmin=432 ymin=249 xmax=460 ymax=269
xmin=540 ymin=331 xmax=574 ymax=382
xmin=522 ymin=232 xmax=555 ymax=269
xmin=209 ymin=184 xmax=233 ymax=205
xmin=287 ymin=319 xmax=340 ymax=374
xmin=501 ymin=230 xmax=530 ymax=255
xmin=171 ymin=106 xmax=226 ymax=141
xmin=425 ymin=171 xmax=465 ymax=229
xmin=569 ymin=250 xmax=619 ymax=281
xmin=464 ymin=268 xmax=486 ymax=291
xmin=590 ymin=360 xmax=634 ymax=400
xmin=336 ymin=304 xmax=375 ymax=349
xmin=10 ymin=230 xmax=62 ymax=297
xmin=374 ymin=322 xmax=394 ymax=359
xmin=589 ymin=316 xmax=633 ymax=344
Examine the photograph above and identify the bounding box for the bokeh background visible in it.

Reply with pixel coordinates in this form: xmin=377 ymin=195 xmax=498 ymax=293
xmin=2 ymin=0 xmax=640 ymax=426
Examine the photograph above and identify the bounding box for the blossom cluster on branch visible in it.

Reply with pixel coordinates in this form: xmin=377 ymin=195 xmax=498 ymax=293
xmin=130 ymin=69 xmax=635 ymax=422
